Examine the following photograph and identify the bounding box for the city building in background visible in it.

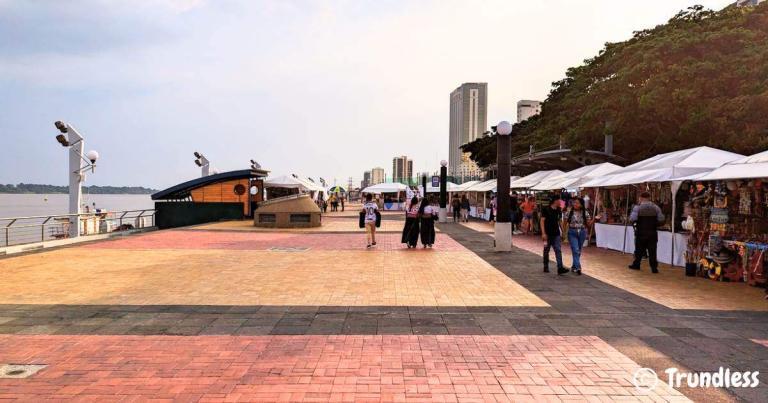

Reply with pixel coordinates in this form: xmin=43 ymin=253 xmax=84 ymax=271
xmin=449 ymin=83 xmax=487 ymax=182
xmin=361 ymin=170 xmax=371 ymax=189
xmin=516 ymin=100 xmax=542 ymax=123
xmin=371 ymin=167 xmax=385 ymax=185
xmin=392 ymin=156 xmax=414 ymax=184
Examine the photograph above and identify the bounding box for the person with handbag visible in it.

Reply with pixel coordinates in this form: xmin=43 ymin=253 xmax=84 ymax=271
xmin=565 ymin=197 xmax=592 ymax=275
xmin=419 ymin=196 xmax=437 ymax=248
xmin=401 ymin=196 xmax=420 ymax=248
xmin=361 ymin=193 xmax=379 ymax=248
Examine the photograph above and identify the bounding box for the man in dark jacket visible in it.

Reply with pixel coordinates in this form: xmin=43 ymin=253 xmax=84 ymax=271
xmin=540 ymin=196 xmax=567 ymax=275
xmin=628 ymin=191 xmax=665 ymax=273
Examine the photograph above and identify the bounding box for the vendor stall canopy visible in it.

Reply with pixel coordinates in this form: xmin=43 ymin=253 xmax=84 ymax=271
xmin=509 ymin=170 xmax=564 ymax=189
xmin=424 ymin=181 xmax=459 ymax=193
xmin=697 ymin=150 xmax=768 ymax=181
xmin=362 ymin=182 xmax=408 ymax=194
xmin=450 ymin=181 xmax=481 ymax=192
xmin=462 ymin=177 xmax=521 ymax=193
xmin=266 ymin=175 xmax=324 ymax=193
xmin=531 ymin=163 xmax=623 ymax=191
xmin=581 ymin=146 xmax=745 ymax=188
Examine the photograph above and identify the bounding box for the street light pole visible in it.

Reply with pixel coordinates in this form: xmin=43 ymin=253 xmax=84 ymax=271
xmin=54 ymin=121 xmax=99 ymax=239
xmin=494 ymin=121 xmax=513 ymax=252
xmin=439 ymin=160 xmax=448 ymax=222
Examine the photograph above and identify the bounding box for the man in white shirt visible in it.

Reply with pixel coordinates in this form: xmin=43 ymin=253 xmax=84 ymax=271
xmin=361 ymin=193 xmax=379 ymax=248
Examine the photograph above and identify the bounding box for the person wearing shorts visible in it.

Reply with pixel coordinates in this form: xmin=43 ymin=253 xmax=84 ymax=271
xmin=521 ymin=196 xmax=536 ymax=234
xmin=362 ymin=193 xmax=378 ymax=248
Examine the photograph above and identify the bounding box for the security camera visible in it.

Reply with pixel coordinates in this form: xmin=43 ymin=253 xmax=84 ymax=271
xmin=55 ymin=134 xmax=70 ymax=147
xmin=54 ymin=121 xmax=69 ymax=133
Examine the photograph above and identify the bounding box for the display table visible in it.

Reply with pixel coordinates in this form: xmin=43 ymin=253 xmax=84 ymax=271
xmin=594 ymin=223 xmax=688 ymax=266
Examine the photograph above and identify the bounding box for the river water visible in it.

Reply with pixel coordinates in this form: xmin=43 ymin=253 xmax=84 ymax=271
xmin=0 ymin=194 xmax=154 ymax=218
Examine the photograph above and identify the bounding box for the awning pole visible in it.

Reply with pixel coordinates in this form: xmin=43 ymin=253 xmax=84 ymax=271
xmin=622 ymin=187 xmax=630 ymax=254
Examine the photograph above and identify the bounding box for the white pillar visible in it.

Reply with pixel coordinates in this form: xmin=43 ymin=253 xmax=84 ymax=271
xmin=494 ymin=222 xmax=512 ymax=252
xmin=67 ymin=129 xmax=84 ymax=239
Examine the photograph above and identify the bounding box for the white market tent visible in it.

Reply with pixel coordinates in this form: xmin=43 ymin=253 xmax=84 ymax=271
xmin=531 ymin=163 xmax=623 ymax=191
xmin=466 ymin=179 xmax=497 ymax=193
xmin=581 ymin=146 xmax=745 ymax=188
xmin=425 ymin=181 xmax=459 ymax=193
xmin=450 ymin=181 xmax=481 ymax=192
xmin=579 ymin=146 xmax=745 ymax=267
xmin=509 ymin=170 xmax=564 ymax=189
xmin=697 ymin=150 xmax=768 ymax=181
xmin=265 ymin=175 xmax=314 ymax=191
xmin=362 ymin=182 xmax=408 ymax=194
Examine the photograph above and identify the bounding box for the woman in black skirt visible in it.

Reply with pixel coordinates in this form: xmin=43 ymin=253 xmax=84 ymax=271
xmin=419 ymin=196 xmax=437 ymax=248
xmin=401 ymin=196 xmax=420 ymax=248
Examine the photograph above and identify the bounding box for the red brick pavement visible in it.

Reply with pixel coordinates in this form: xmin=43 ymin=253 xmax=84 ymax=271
xmin=85 ymin=231 xmax=466 ymax=252
xmin=0 ymin=335 xmax=684 ymax=402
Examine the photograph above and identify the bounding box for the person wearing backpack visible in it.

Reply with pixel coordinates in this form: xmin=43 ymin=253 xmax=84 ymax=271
xmin=361 ymin=193 xmax=379 ymax=248
xmin=451 ymin=195 xmax=461 ymax=222
xmin=565 ymin=197 xmax=592 ymax=275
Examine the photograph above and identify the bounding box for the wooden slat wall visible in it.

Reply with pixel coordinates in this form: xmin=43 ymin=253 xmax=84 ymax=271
xmin=189 ymin=179 xmax=251 ymax=215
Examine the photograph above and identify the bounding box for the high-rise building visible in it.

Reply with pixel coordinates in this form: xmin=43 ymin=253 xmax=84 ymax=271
xmin=392 ymin=156 xmax=413 ymax=184
xmin=449 ymin=83 xmax=487 ymax=181
xmin=371 ymin=167 xmax=385 ymax=185
xmin=361 ymin=171 xmax=372 ymax=189
xmin=517 ymin=100 xmax=542 ymax=123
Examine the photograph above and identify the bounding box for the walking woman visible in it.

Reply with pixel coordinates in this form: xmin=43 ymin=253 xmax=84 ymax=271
xmin=419 ymin=196 xmax=437 ymax=248
xmin=565 ymin=197 xmax=592 ymax=275
xmin=401 ymin=196 xmax=420 ymax=248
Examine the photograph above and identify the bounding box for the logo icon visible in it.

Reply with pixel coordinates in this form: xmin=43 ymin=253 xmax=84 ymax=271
xmin=633 ymin=367 xmax=659 ymax=392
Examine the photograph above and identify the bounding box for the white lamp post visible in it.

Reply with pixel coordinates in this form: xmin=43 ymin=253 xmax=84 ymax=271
xmin=54 ymin=121 xmax=99 ymax=239
xmin=494 ymin=120 xmax=513 ymax=252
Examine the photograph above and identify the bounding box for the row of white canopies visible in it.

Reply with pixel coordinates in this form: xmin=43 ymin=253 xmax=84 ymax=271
xmin=455 ymin=146 xmax=768 ymax=193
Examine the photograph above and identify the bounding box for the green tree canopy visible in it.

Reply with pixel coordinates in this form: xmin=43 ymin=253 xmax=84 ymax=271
xmin=463 ymin=4 xmax=768 ymax=167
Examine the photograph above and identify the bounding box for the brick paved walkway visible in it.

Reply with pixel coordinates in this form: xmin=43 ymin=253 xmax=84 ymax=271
xmin=0 ymin=335 xmax=686 ymax=402
xmin=0 ymin=215 xmax=766 ymax=401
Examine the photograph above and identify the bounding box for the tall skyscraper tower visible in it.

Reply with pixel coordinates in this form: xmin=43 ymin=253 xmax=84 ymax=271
xmin=449 ymin=83 xmax=487 ymax=181
xmin=392 ymin=156 xmax=413 ymax=184
xmin=371 ymin=167 xmax=385 ymax=185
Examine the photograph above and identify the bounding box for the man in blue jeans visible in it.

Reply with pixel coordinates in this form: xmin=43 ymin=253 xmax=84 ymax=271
xmin=565 ymin=197 xmax=592 ymax=275
xmin=540 ymin=196 xmax=567 ymax=275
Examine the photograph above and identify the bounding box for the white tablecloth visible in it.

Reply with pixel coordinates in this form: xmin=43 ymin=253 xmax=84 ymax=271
xmin=594 ymin=223 xmax=689 ymax=267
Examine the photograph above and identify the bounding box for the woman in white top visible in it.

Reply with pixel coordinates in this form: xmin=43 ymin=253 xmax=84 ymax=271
xmin=418 ymin=196 xmax=438 ymax=248
xmin=401 ymin=196 xmax=420 ymax=248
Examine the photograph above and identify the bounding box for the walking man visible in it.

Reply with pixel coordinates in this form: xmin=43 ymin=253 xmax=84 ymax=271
xmin=451 ymin=195 xmax=461 ymax=222
xmin=460 ymin=195 xmax=470 ymax=222
xmin=628 ymin=191 xmax=665 ymax=273
xmin=362 ymin=193 xmax=379 ymax=248
xmin=541 ymin=196 xmax=567 ymax=275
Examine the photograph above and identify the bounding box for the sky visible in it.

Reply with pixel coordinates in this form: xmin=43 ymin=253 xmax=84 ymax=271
xmin=0 ymin=0 xmax=734 ymax=189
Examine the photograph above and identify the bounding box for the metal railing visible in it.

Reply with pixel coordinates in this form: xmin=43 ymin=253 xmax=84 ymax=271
xmin=0 ymin=209 xmax=156 ymax=248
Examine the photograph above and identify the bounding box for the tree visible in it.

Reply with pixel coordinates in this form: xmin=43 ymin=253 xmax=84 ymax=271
xmin=463 ymin=4 xmax=768 ymax=167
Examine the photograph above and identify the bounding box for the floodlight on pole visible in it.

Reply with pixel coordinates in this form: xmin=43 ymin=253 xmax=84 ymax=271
xmin=53 ymin=120 xmax=99 ymax=239
xmin=193 ymin=151 xmax=210 ymax=176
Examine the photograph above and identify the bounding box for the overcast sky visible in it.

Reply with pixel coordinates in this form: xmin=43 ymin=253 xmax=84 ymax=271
xmin=0 ymin=0 xmax=733 ymax=189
